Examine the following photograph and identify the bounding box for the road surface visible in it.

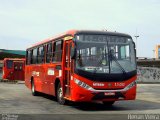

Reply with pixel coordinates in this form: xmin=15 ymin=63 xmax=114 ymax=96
xmin=0 ymin=83 xmax=159 ymax=120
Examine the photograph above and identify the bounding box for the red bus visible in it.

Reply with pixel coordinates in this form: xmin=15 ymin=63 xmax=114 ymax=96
xmin=2 ymin=58 xmax=25 ymax=81
xmin=25 ymin=30 xmax=137 ymax=105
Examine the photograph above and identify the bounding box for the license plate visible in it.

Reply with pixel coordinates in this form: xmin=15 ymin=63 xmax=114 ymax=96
xmin=104 ymin=92 xmax=115 ymax=96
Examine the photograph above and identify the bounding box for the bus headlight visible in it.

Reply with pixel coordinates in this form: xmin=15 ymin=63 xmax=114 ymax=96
xmin=125 ymin=81 xmax=137 ymax=91
xmin=74 ymin=78 xmax=93 ymax=90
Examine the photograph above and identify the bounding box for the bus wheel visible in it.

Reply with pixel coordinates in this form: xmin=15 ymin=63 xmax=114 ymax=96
xmin=57 ymin=83 xmax=66 ymax=105
xmin=103 ymin=101 xmax=115 ymax=106
xmin=31 ymin=81 xmax=38 ymax=96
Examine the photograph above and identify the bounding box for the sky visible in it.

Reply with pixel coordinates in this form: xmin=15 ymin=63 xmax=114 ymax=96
xmin=0 ymin=0 xmax=160 ymax=58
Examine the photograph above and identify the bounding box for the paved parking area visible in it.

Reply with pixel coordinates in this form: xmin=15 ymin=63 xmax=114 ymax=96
xmin=0 ymin=83 xmax=159 ymax=115
xmin=0 ymin=69 xmax=160 ymax=120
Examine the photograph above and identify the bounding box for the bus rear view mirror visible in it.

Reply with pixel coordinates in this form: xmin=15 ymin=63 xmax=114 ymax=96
xmin=71 ymin=47 xmax=76 ymax=59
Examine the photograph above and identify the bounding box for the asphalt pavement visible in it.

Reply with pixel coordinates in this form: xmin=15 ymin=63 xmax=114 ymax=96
xmin=0 ymin=77 xmax=160 ymax=120
xmin=0 ymin=83 xmax=159 ymax=114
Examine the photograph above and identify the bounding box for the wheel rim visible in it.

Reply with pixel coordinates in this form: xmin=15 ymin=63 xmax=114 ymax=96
xmin=32 ymin=83 xmax=35 ymax=93
xmin=58 ymin=87 xmax=63 ymax=102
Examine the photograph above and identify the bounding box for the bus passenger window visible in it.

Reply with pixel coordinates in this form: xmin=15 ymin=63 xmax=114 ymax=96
xmin=27 ymin=50 xmax=32 ymax=65
xmin=53 ymin=40 xmax=63 ymax=62
xmin=46 ymin=43 xmax=52 ymax=63
xmin=37 ymin=46 xmax=44 ymax=64
xmin=32 ymin=48 xmax=38 ymax=64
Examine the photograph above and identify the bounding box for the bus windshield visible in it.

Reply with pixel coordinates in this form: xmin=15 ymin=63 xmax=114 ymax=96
xmin=75 ymin=34 xmax=136 ymax=74
xmin=6 ymin=60 xmax=13 ymax=69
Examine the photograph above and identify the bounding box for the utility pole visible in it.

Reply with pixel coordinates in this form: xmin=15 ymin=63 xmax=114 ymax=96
xmin=134 ymin=35 xmax=139 ymax=49
xmin=134 ymin=29 xmax=139 ymax=57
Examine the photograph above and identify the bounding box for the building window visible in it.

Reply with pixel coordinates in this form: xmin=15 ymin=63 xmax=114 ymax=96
xmin=53 ymin=40 xmax=63 ymax=62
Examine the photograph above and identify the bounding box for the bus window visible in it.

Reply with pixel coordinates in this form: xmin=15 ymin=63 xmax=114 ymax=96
xmin=46 ymin=43 xmax=52 ymax=63
xmin=32 ymin=48 xmax=38 ymax=64
xmin=120 ymin=45 xmax=130 ymax=59
xmin=37 ymin=46 xmax=44 ymax=64
xmin=53 ymin=40 xmax=63 ymax=62
xmin=27 ymin=50 xmax=32 ymax=65
xmin=6 ymin=60 xmax=13 ymax=69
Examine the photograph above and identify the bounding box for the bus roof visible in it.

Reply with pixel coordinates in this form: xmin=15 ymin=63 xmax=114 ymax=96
xmin=3 ymin=58 xmax=25 ymax=61
xmin=28 ymin=30 xmax=131 ymax=49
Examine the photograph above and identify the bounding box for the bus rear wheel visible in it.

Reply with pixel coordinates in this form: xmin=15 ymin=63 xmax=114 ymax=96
xmin=57 ymin=83 xmax=66 ymax=105
xmin=31 ymin=81 xmax=38 ymax=96
xmin=103 ymin=101 xmax=115 ymax=106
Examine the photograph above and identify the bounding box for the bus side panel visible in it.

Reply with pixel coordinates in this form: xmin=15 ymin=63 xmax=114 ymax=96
xmin=44 ymin=64 xmax=55 ymax=96
xmin=2 ymin=67 xmax=7 ymax=79
xmin=31 ymin=65 xmax=43 ymax=93
xmin=2 ymin=67 xmax=14 ymax=80
xmin=25 ymin=65 xmax=32 ymax=89
xmin=2 ymin=66 xmax=6 ymax=79
xmin=25 ymin=65 xmax=42 ymax=91
xmin=44 ymin=63 xmax=62 ymax=96
xmin=25 ymin=63 xmax=62 ymax=96
xmin=2 ymin=60 xmax=6 ymax=79
xmin=35 ymin=64 xmax=48 ymax=94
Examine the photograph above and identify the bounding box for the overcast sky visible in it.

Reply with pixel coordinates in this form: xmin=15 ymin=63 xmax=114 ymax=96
xmin=0 ymin=0 xmax=160 ymax=57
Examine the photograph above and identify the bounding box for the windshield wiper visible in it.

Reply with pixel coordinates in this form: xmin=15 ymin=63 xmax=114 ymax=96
xmin=109 ymin=50 xmax=126 ymax=74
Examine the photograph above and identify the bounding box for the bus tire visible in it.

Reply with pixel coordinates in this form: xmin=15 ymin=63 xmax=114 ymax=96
xmin=31 ymin=80 xmax=38 ymax=96
xmin=57 ymin=83 xmax=66 ymax=105
xmin=103 ymin=101 xmax=115 ymax=106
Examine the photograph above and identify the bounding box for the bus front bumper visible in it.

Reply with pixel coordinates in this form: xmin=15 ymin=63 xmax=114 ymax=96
xmin=70 ymin=80 xmax=137 ymax=102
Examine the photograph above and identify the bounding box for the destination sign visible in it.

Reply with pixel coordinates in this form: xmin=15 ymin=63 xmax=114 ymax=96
xmin=76 ymin=35 xmax=131 ymax=44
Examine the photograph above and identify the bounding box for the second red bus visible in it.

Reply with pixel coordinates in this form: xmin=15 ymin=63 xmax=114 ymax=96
xmin=2 ymin=58 xmax=25 ymax=81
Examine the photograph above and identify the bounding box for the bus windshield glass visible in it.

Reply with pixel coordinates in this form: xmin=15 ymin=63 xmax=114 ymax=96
xmin=6 ymin=60 xmax=13 ymax=69
xmin=75 ymin=34 xmax=136 ymax=74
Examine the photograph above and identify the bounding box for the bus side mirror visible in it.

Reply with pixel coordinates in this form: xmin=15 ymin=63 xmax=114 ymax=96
xmin=71 ymin=47 xmax=76 ymax=59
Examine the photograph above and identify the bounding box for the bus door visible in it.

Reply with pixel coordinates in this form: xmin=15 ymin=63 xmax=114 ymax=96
xmin=13 ymin=62 xmax=24 ymax=80
xmin=64 ymin=40 xmax=73 ymax=97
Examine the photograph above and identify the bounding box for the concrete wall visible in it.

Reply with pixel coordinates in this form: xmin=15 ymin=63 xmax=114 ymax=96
xmin=137 ymin=67 xmax=160 ymax=83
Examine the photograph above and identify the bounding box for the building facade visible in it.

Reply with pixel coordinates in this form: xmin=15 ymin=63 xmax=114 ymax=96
xmin=155 ymin=45 xmax=160 ymax=59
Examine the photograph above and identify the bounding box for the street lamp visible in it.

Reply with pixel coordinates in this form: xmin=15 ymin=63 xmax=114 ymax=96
xmin=134 ymin=35 xmax=139 ymax=49
xmin=134 ymin=35 xmax=139 ymax=57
